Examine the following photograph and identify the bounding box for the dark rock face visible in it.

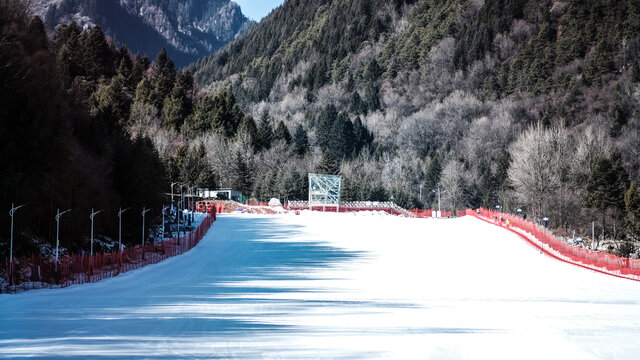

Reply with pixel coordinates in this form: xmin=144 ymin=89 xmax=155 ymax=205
xmin=32 ymin=0 xmax=254 ymax=67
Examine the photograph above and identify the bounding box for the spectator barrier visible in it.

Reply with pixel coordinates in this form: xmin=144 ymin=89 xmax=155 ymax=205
xmin=468 ymin=208 xmax=640 ymax=282
xmin=286 ymin=201 xmax=415 ymax=217
xmin=2 ymin=212 xmax=216 ymax=293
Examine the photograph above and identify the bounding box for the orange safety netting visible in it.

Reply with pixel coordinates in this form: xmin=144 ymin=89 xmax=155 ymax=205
xmin=468 ymin=208 xmax=640 ymax=281
xmin=3 ymin=212 xmax=216 ymax=292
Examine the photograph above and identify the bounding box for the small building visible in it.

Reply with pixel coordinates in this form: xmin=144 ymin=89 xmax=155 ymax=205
xmin=198 ymin=188 xmax=243 ymax=202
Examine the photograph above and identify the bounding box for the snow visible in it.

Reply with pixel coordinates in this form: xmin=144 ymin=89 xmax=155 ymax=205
xmin=1 ymin=213 xmax=639 ymax=359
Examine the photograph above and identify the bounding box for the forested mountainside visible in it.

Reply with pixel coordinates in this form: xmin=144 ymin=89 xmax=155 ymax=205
xmin=2 ymin=0 xmax=640 ymax=257
xmin=31 ymin=0 xmax=254 ymax=67
xmin=184 ymin=0 xmax=640 ymax=250
xmin=1 ymin=1 xmax=166 ymax=257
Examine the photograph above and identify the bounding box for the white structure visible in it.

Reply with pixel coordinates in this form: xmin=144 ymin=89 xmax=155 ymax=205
xmin=308 ymin=173 xmax=342 ymax=212
xmin=198 ymin=188 xmax=243 ymax=202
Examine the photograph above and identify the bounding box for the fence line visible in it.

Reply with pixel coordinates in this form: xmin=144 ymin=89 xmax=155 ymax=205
xmin=2 ymin=212 xmax=216 ymax=293
xmin=467 ymin=208 xmax=640 ymax=282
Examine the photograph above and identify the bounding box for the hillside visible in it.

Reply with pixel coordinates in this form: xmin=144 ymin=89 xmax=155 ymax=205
xmin=183 ymin=0 xmax=640 ymax=247
xmin=2 ymin=0 xmax=640 ymax=258
xmin=31 ymin=0 xmax=254 ymax=67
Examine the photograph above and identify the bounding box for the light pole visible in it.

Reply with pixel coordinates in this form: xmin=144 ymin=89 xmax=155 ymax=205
xmin=187 ymin=186 xmax=196 ymax=225
xmin=178 ymin=184 xmax=184 ymax=225
xmin=432 ymin=187 xmax=446 ymax=215
xmin=118 ymin=207 xmax=130 ymax=251
xmin=90 ymin=208 xmax=103 ymax=256
xmin=161 ymin=205 xmax=169 ymax=240
xmin=9 ymin=203 xmax=26 ymax=284
xmin=141 ymin=207 xmax=152 ymax=246
xmin=55 ymin=208 xmax=72 ymax=268
xmin=170 ymin=182 xmax=179 ymax=213
xmin=177 ymin=199 xmax=183 ymax=237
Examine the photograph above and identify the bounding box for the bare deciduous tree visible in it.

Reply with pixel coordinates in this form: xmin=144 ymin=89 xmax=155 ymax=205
xmin=440 ymin=159 xmax=465 ymax=210
xmin=509 ymin=123 xmax=573 ymax=216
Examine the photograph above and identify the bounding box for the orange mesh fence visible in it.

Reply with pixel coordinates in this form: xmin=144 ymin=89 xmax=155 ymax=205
xmin=3 ymin=212 xmax=216 ymax=293
xmin=469 ymin=208 xmax=640 ymax=281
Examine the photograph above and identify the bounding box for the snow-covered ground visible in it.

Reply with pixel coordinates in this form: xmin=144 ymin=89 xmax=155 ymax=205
xmin=1 ymin=213 xmax=639 ymax=359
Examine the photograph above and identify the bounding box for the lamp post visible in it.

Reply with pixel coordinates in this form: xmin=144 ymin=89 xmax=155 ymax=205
xmin=187 ymin=186 xmax=196 ymax=225
xmin=55 ymin=208 xmax=72 ymax=270
xmin=118 ymin=207 xmax=130 ymax=252
xmin=161 ymin=205 xmax=170 ymax=240
xmin=170 ymin=182 xmax=179 ymax=214
xmin=141 ymin=207 xmax=152 ymax=246
xmin=178 ymin=184 xmax=184 ymax=225
xmin=89 ymin=209 xmax=103 ymax=256
xmin=9 ymin=203 xmax=26 ymax=285
xmin=431 ymin=187 xmax=446 ymax=216
xmin=177 ymin=199 xmax=183 ymax=237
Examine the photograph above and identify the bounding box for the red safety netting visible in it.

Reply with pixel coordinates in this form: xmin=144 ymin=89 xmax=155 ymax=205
xmin=2 ymin=212 xmax=216 ymax=293
xmin=468 ymin=208 xmax=640 ymax=281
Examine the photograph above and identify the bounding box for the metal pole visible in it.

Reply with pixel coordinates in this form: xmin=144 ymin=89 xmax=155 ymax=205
xmin=55 ymin=208 xmax=71 ymax=269
xmin=56 ymin=208 xmax=59 ymax=264
xmin=178 ymin=186 xmax=181 ymax=225
xmin=162 ymin=205 xmax=165 ymax=240
xmin=90 ymin=209 xmax=102 ymax=256
xmin=592 ymin=221 xmax=595 ymax=250
xmin=142 ymin=207 xmax=151 ymax=246
xmin=9 ymin=203 xmax=25 ymax=285
xmin=118 ymin=207 xmax=130 ymax=252
xmin=91 ymin=209 xmax=94 ymax=256
xmin=171 ymin=182 xmax=178 ymax=213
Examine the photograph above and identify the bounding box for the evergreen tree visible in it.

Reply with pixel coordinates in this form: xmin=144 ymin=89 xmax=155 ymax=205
xmin=54 ymin=22 xmax=83 ymax=87
xmin=625 ymin=182 xmax=640 ymax=239
xmin=232 ymin=150 xmax=253 ymax=195
xmin=329 ymin=112 xmax=355 ymax=160
xmin=352 ymin=116 xmax=373 ymax=154
xmin=279 ymin=169 xmax=306 ymax=201
xmin=180 ymin=144 xmax=216 ymax=188
xmin=130 ymin=53 xmax=149 ymax=89
xmin=274 ymin=120 xmax=292 ymax=144
xmin=91 ymin=75 xmax=131 ymax=129
xmin=583 ymin=155 xmax=629 ymax=236
xmin=349 ymin=91 xmax=366 ymax=115
xmin=256 ymin=111 xmax=274 ymax=151
xmin=365 ymin=83 xmax=380 ymax=111
xmin=495 ymin=150 xmax=512 ymax=191
xmin=365 ymin=58 xmax=383 ymax=83
xmin=292 ymin=124 xmax=309 ymax=156
xmin=316 ymin=104 xmax=338 ymax=150
xmin=116 ymin=45 xmax=133 ymax=85
xmin=316 ymin=150 xmax=340 ymax=175
xmin=162 ymin=71 xmax=193 ymax=130
xmin=83 ymin=25 xmax=115 ymax=79
xmin=237 ymin=115 xmax=259 ymax=147
xmin=368 ymin=182 xmax=389 ymax=201
xmin=423 ymin=155 xmax=443 ymax=206
xmin=151 ymin=48 xmax=176 ymax=109
xmin=134 ymin=77 xmax=152 ymax=104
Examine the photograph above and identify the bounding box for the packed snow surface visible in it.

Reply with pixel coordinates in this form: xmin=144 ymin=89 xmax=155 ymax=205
xmin=1 ymin=213 xmax=639 ymax=359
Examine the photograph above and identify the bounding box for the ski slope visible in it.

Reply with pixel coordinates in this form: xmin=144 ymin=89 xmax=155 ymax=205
xmin=1 ymin=212 xmax=639 ymax=359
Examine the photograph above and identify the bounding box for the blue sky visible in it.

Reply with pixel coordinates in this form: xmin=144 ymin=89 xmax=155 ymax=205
xmin=234 ymin=0 xmax=285 ymax=21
